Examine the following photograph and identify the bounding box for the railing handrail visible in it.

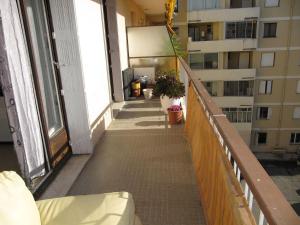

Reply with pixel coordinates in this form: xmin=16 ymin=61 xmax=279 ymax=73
xmin=178 ymin=57 xmax=300 ymax=225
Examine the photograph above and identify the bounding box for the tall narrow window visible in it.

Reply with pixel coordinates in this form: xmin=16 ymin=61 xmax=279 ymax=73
xmin=261 ymin=52 xmax=275 ymax=67
xmin=259 ymin=80 xmax=272 ymax=94
xmin=263 ymin=23 xmax=277 ymax=38
xmin=296 ymin=80 xmax=300 ymax=94
xmin=293 ymin=107 xmax=300 ymax=119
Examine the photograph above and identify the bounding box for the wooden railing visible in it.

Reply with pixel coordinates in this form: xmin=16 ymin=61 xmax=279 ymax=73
xmin=178 ymin=57 xmax=300 ymax=225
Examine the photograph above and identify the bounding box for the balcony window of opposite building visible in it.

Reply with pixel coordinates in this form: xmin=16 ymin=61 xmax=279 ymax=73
xmin=203 ymin=81 xmax=218 ymax=96
xmin=257 ymin=107 xmax=272 ymax=120
xmin=265 ymin=0 xmax=279 ymax=7
xmin=225 ymin=21 xmax=257 ymax=39
xmin=189 ymin=53 xmax=218 ymax=69
xmin=290 ymin=133 xmax=300 ymax=144
xmin=261 ymin=52 xmax=275 ymax=67
xmin=188 ymin=24 xmax=213 ymax=41
xmin=257 ymin=132 xmax=267 ymax=144
xmin=293 ymin=107 xmax=300 ymax=119
xmin=224 ymin=80 xmax=253 ymax=96
xmin=230 ymin=0 xmax=255 ymax=8
xmin=259 ymin=80 xmax=272 ymax=94
xmin=188 ymin=0 xmax=219 ymax=11
xmin=263 ymin=23 xmax=277 ymax=38
xmin=223 ymin=107 xmax=252 ymax=123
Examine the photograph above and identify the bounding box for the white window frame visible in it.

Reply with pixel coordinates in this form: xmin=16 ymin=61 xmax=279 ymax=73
xmin=259 ymin=80 xmax=272 ymax=94
xmin=296 ymin=80 xmax=300 ymax=94
xmin=257 ymin=107 xmax=272 ymax=120
xmin=290 ymin=133 xmax=300 ymax=145
xmin=261 ymin=52 xmax=275 ymax=67
xmin=293 ymin=107 xmax=300 ymax=119
xmin=265 ymin=0 xmax=279 ymax=7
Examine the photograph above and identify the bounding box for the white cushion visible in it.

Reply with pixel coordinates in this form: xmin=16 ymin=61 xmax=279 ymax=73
xmin=0 ymin=171 xmax=41 ymax=225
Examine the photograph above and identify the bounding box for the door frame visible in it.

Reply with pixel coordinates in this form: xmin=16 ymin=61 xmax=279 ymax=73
xmin=18 ymin=0 xmax=71 ymax=167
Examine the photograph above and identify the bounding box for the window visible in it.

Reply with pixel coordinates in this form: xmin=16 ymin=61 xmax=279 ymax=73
xmin=297 ymin=80 xmax=300 ymax=93
xmin=223 ymin=107 xmax=252 ymax=123
xmin=188 ymin=23 xmax=213 ymax=41
xmin=225 ymin=21 xmax=257 ymax=39
xmin=290 ymin=133 xmax=300 ymax=144
xmin=188 ymin=0 xmax=219 ymax=11
xmin=257 ymin=132 xmax=267 ymax=144
xmin=257 ymin=107 xmax=272 ymax=119
xmin=189 ymin=53 xmax=218 ymax=69
xmin=263 ymin=23 xmax=277 ymax=38
xmin=174 ymin=0 xmax=179 ymax=12
xmin=259 ymin=80 xmax=272 ymax=94
xmin=203 ymin=81 xmax=218 ymax=96
xmin=261 ymin=52 xmax=275 ymax=67
xmin=293 ymin=107 xmax=300 ymax=119
xmin=224 ymin=80 xmax=254 ymax=96
xmin=265 ymin=0 xmax=279 ymax=7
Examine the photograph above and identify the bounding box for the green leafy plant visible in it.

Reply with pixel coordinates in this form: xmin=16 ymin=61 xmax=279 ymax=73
xmin=153 ymin=71 xmax=185 ymax=98
xmin=170 ymin=34 xmax=187 ymax=57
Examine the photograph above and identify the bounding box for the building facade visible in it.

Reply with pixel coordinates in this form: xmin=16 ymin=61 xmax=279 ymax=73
xmin=174 ymin=0 xmax=300 ymax=161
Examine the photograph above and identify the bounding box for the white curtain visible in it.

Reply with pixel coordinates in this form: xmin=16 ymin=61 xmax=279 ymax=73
xmin=0 ymin=0 xmax=45 ymax=180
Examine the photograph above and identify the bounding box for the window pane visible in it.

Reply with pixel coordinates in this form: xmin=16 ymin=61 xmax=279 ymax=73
xmin=261 ymin=52 xmax=274 ymax=67
xmin=189 ymin=53 xmax=204 ymax=69
xmin=258 ymin=132 xmax=267 ymax=144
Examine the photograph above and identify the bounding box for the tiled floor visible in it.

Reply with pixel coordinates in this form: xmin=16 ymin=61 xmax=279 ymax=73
xmin=69 ymin=99 xmax=205 ymax=225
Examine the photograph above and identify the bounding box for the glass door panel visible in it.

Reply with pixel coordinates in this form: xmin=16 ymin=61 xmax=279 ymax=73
xmin=25 ymin=0 xmax=63 ymax=137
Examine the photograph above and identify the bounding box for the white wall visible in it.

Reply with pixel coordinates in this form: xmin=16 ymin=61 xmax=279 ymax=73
xmin=74 ymin=0 xmax=112 ymax=126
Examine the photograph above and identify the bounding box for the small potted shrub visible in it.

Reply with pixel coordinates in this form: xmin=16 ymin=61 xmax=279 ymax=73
xmin=153 ymin=71 xmax=185 ymax=114
xmin=168 ymin=105 xmax=183 ymax=124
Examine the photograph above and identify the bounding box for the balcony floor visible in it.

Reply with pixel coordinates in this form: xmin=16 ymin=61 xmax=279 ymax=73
xmin=69 ymin=99 xmax=205 ymax=225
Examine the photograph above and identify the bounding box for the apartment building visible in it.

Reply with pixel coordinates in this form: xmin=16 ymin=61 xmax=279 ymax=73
xmin=174 ymin=0 xmax=300 ymax=161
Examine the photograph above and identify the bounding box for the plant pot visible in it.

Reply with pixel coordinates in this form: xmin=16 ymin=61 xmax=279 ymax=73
xmin=160 ymin=96 xmax=181 ymax=114
xmin=143 ymin=88 xmax=153 ymax=100
xmin=168 ymin=110 xmax=183 ymax=125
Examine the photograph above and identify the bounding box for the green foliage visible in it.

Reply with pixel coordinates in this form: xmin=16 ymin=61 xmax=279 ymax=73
xmin=153 ymin=71 xmax=185 ymax=98
xmin=170 ymin=34 xmax=187 ymax=57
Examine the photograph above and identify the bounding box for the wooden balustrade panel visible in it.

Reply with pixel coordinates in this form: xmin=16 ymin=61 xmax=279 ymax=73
xmin=185 ymin=84 xmax=255 ymax=225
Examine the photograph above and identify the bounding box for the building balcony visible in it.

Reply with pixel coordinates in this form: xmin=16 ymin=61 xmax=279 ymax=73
xmin=188 ymin=7 xmax=260 ymax=23
xmin=188 ymin=38 xmax=258 ymax=52
xmin=191 ymin=68 xmax=256 ymax=81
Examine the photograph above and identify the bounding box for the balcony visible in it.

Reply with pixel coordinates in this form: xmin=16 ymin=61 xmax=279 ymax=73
xmin=192 ymin=68 xmax=256 ymax=81
xmin=188 ymin=39 xmax=258 ymax=52
xmin=188 ymin=7 xmax=260 ymax=23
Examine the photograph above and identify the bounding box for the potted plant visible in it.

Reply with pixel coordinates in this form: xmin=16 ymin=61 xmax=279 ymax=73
xmin=153 ymin=72 xmax=185 ymax=114
xmin=168 ymin=105 xmax=183 ymax=125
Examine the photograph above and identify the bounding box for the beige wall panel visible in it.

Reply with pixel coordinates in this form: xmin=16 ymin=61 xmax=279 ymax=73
xmin=290 ymin=20 xmax=300 ymax=46
xmin=259 ymin=0 xmax=291 ymax=18
xmin=254 ymin=79 xmax=283 ymax=102
xmin=292 ymin=0 xmax=300 ymax=16
xmin=279 ymin=130 xmax=300 ymax=151
xmin=281 ymin=105 xmax=300 ymax=127
xmin=288 ymin=50 xmax=300 ymax=74
xmin=259 ymin=21 xmax=289 ymax=48
xmin=284 ymin=79 xmax=300 ymax=102
xmin=254 ymin=51 xmax=288 ymax=76
xmin=250 ymin=130 xmax=278 ymax=152
xmin=117 ymin=0 xmax=147 ymax=26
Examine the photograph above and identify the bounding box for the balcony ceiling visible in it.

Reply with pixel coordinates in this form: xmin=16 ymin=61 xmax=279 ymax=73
xmin=133 ymin=0 xmax=165 ymax=15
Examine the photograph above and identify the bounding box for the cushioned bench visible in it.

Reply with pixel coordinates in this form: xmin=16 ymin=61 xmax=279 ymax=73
xmin=0 ymin=171 xmax=142 ymax=225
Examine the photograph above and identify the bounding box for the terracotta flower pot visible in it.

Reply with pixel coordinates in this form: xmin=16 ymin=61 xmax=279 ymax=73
xmin=168 ymin=110 xmax=183 ymax=125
